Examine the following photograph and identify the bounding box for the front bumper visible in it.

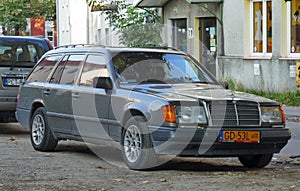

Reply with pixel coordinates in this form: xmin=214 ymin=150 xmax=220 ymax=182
xmin=149 ymin=126 xmax=291 ymax=157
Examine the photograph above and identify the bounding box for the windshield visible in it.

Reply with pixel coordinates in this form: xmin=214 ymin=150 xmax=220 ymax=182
xmin=112 ymin=52 xmax=216 ymax=84
xmin=0 ymin=40 xmax=46 ymax=68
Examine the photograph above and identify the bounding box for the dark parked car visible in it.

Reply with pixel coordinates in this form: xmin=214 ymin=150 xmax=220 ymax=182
xmin=0 ymin=36 xmax=53 ymax=122
xmin=16 ymin=45 xmax=290 ymax=170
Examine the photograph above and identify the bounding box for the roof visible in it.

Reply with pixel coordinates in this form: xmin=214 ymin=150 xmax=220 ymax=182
xmin=135 ymin=0 xmax=223 ymax=7
xmin=134 ymin=0 xmax=170 ymax=7
xmin=0 ymin=36 xmax=45 ymax=41
xmin=0 ymin=36 xmax=53 ymax=50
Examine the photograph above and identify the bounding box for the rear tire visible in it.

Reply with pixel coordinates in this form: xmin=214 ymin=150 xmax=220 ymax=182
xmin=0 ymin=116 xmax=9 ymax=123
xmin=30 ymin=107 xmax=58 ymax=151
xmin=238 ymin=154 xmax=273 ymax=168
xmin=121 ymin=116 xmax=159 ymax=170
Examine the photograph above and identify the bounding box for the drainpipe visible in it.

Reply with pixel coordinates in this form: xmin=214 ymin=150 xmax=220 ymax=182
xmin=87 ymin=5 xmax=90 ymax=44
xmin=56 ymin=0 xmax=60 ymax=45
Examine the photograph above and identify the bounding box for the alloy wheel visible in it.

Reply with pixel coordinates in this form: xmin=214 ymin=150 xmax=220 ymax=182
xmin=124 ymin=125 xmax=142 ymax=163
xmin=32 ymin=114 xmax=45 ymax=146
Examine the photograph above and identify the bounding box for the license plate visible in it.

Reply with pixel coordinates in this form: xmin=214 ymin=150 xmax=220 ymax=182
xmin=219 ymin=130 xmax=260 ymax=143
xmin=3 ymin=78 xmax=24 ymax=87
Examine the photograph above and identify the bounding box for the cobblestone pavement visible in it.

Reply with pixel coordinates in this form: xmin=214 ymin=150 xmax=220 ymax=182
xmin=0 ymin=122 xmax=300 ymax=191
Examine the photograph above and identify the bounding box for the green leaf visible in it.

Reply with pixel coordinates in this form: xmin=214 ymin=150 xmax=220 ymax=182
xmin=87 ymin=0 xmax=163 ymax=47
xmin=0 ymin=0 xmax=56 ymax=35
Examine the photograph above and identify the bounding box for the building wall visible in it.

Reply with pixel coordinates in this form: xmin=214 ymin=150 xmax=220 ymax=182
xmin=88 ymin=12 xmax=120 ymax=46
xmin=219 ymin=0 xmax=299 ymax=92
xmin=159 ymin=0 xmax=299 ymax=92
xmin=219 ymin=57 xmax=297 ymax=92
xmin=223 ymin=0 xmax=245 ymax=56
xmin=56 ymin=0 xmax=120 ymax=46
xmin=163 ymin=0 xmax=222 ymax=77
xmin=163 ymin=0 xmax=221 ymax=57
xmin=56 ymin=0 xmax=89 ymax=46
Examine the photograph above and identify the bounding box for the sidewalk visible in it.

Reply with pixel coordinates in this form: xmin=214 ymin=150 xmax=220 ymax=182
xmin=283 ymin=106 xmax=300 ymax=124
xmin=274 ymin=106 xmax=300 ymax=164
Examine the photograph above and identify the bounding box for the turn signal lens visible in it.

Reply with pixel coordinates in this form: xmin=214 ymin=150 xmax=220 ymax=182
xmin=280 ymin=105 xmax=286 ymax=123
xmin=162 ymin=105 xmax=176 ymax=123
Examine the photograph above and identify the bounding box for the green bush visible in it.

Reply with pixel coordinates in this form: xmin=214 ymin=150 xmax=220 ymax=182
xmin=225 ymin=77 xmax=300 ymax=106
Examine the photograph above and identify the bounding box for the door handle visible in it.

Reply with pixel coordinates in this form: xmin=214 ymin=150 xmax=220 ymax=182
xmin=72 ymin=92 xmax=80 ymax=99
xmin=43 ymin=89 xmax=51 ymax=95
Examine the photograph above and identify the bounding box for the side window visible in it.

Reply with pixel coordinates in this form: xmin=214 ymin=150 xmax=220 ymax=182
xmin=27 ymin=55 xmax=62 ymax=82
xmin=79 ymin=54 xmax=107 ymax=87
xmin=49 ymin=55 xmax=69 ymax=84
xmin=59 ymin=54 xmax=85 ymax=85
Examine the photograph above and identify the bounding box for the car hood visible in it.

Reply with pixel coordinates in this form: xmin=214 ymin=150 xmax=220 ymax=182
xmin=121 ymin=83 xmax=275 ymax=104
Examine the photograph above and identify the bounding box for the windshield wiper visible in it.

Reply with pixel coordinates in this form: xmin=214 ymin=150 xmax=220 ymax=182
xmin=191 ymin=81 xmax=216 ymax=84
xmin=10 ymin=61 xmax=17 ymax=71
xmin=139 ymin=79 xmax=167 ymax=84
xmin=191 ymin=81 xmax=208 ymax=83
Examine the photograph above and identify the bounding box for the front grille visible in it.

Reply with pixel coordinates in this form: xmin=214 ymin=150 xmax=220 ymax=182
xmin=208 ymin=100 xmax=260 ymax=127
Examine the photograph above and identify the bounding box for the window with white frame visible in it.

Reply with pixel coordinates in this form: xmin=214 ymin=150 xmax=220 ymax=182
xmin=250 ymin=0 xmax=272 ymax=56
xmin=288 ymin=0 xmax=300 ymax=55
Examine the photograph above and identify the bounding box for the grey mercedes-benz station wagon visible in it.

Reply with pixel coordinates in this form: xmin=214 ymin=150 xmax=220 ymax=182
xmin=16 ymin=45 xmax=291 ymax=170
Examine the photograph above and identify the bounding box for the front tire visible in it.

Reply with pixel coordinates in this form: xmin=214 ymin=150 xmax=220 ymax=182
xmin=30 ymin=107 xmax=58 ymax=151
xmin=121 ymin=116 xmax=158 ymax=170
xmin=238 ymin=154 xmax=273 ymax=168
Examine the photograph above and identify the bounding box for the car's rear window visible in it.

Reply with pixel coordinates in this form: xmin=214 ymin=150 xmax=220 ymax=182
xmin=0 ymin=39 xmax=46 ymax=68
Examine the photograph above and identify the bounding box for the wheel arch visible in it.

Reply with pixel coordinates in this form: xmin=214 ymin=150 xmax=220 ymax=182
xmin=30 ymin=100 xmax=45 ymax=120
xmin=121 ymin=109 xmax=148 ymax=128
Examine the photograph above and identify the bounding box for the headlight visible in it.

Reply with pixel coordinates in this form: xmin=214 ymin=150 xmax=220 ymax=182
xmin=176 ymin=106 xmax=207 ymax=125
xmin=260 ymin=106 xmax=284 ymax=123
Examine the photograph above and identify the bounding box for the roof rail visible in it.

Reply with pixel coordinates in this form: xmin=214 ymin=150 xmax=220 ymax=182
xmin=132 ymin=46 xmax=181 ymax=51
xmin=55 ymin=44 xmax=106 ymax=49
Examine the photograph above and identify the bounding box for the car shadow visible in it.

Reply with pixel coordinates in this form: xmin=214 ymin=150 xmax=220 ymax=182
xmin=0 ymin=123 xmax=29 ymax=135
xmin=55 ymin=141 xmax=258 ymax=172
xmin=0 ymin=125 xmax=272 ymax=172
xmin=155 ymin=158 xmax=248 ymax=172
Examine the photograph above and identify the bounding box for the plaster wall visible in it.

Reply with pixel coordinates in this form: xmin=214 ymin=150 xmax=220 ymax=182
xmin=57 ymin=0 xmax=88 ymax=46
xmin=219 ymin=56 xmax=297 ymax=92
xmin=222 ymin=0 xmax=245 ymax=56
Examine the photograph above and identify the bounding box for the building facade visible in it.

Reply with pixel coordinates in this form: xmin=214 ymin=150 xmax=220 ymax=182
xmin=1 ymin=18 xmax=57 ymax=46
xmin=56 ymin=0 xmax=120 ymax=46
xmin=136 ymin=0 xmax=300 ymax=92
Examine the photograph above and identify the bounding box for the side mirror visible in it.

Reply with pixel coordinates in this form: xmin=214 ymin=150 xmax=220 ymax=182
xmin=93 ymin=77 xmax=113 ymax=89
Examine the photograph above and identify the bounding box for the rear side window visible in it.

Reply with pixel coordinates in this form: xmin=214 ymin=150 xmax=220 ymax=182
xmin=60 ymin=55 xmax=84 ymax=85
xmin=49 ymin=55 xmax=68 ymax=84
xmin=27 ymin=55 xmax=62 ymax=82
xmin=50 ymin=54 xmax=85 ymax=85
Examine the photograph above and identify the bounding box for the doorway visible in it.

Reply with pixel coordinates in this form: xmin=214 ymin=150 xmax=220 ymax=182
xmin=172 ymin=19 xmax=187 ymax=52
xmin=198 ymin=18 xmax=217 ymax=76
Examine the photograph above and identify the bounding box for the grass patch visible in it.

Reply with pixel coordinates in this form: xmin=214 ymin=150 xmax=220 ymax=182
xmin=245 ymin=89 xmax=300 ymax=106
xmin=226 ymin=77 xmax=300 ymax=106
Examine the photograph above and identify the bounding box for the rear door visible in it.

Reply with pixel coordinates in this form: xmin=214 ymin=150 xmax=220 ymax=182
xmin=72 ymin=54 xmax=111 ymax=140
xmin=43 ymin=54 xmax=84 ymax=135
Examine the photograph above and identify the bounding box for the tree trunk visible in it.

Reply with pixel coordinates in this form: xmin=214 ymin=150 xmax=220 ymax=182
xmin=14 ymin=25 xmax=20 ymax=36
xmin=2 ymin=26 xmax=7 ymax=35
